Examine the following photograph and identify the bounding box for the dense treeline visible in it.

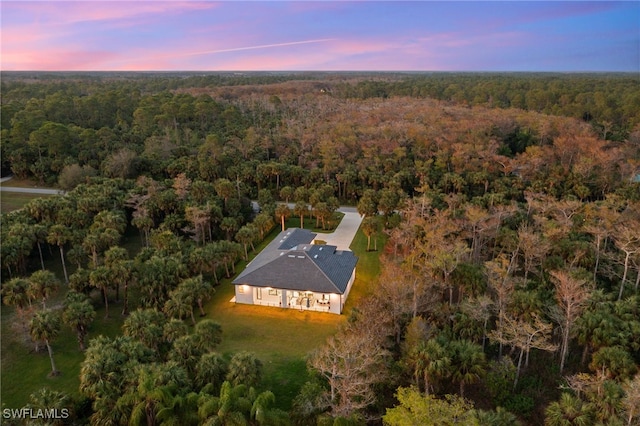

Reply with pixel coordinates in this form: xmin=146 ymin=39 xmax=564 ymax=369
xmin=333 ymin=73 xmax=640 ymax=137
xmin=1 ymin=72 xmax=639 ymax=184
xmin=1 ymin=73 xmax=640 ymax=425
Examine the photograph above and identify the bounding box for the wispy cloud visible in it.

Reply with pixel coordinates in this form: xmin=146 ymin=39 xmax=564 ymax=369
xmin=177 ymin=39 xmax=336 ymax=57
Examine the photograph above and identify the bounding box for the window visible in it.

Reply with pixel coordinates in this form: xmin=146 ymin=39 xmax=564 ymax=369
xmin=256 ymin=288 xmax=262 ymax=300
xmin=268 ymin=289 xmax=279 ymax=296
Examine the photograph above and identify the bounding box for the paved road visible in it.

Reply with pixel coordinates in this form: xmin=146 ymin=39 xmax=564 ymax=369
xmin=0 ymin=186 xmax=64 ymax=195
xmin=0 ymin=175 xmax=64 ymax=195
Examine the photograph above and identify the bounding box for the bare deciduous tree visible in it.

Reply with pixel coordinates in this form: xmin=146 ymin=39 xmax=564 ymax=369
xmin=489 ymin=312 xmax=557 ymax=389
xmin=308 ymin=322 xmax=390 ymax=418
xmin=550 ymin=269 xmax=592 ymax=373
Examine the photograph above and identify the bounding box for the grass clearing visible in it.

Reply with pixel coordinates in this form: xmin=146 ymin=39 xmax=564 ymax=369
xmin=283 ymin=211 xmax=344 ymax=234
xmin=0 ymin=192 xmax=54 ymax=213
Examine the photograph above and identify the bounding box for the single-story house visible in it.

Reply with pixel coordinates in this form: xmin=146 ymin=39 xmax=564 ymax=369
xmin=232 ymin=228 xmax=358 ymax=314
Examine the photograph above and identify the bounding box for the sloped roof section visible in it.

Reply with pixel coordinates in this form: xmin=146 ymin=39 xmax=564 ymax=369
xmin=308 ymin=245 xmax=357 ymax=293
xmin=232 ymin=228 xmax=357 ymax=294
xmin=277 ymin=228 xmax=316 ymax=250
xmin=234 ymin=228 xmax=316 ymax=281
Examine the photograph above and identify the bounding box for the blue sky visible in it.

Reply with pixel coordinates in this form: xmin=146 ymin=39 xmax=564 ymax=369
xmin=1 ymin=1 xmax=638 ymax=71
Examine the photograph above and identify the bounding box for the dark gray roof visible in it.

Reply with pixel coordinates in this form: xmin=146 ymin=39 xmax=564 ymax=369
xmin=277 ymin=228 xmax=316 ymax=250
xmin=308 ymin=245 xmax=357 ymax=293
xmin=232 ymin=228 xmax=357 ymax=294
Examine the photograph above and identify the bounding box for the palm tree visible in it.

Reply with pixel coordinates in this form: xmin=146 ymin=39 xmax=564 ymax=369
xmin=1 ymin=277 xmax=31 ymax=312
xmin=589 ymin=380 xmax=625 ymax=424
xmin=2 ymin=277 xmax=34 ymax=345
xmin=82 ymin=230 xmax=102 ymax=268
xmin=8 ymin=222 xmax=40 ymax=270
xmin=27 ymin=270 xmax=60 ymax=309
xmin=104 ymin=246 xmax=129 ymax=302
xmin=30 ymin=310 xmax=62 ymax=376
xmin=1 ymin=236 xmax=23 ymax=277
xmin=118 ymin=367 xmax=178 ymax=426
xmin=201 ymin=243 xmax=221 ymax=284
xmin=252 ymin=392 xmax=275 ymax=425
xmin=410 ymin=339 xmax=451 ymax=395
xmin=253 ymin=213 xmax=274 ymax=240
xmin=545 ymin=392 xmax=593 ymax=426
xmin=163 ymin=318 xmax=189 ymax=344
xmin=68 ymin=267 xmax=92 ymax=295
xmin=114 ymin=259 xmax=135 ymax=316
xmin=448 ymin=339 xmax=486 ymax=398
xmin=89 ymin=266 xmax=112 ymax=318
xmin=361 ymin=216 xmax=379 ymax=251
xmin=194 ymin=319 xmax=223 ymax=352
xmin=164 ymin=288 xmax=196 ymax=325
xmin=235 ymin=225 xmax=257 ymax=261
xmin=218 ymin=241 xmax=242 ymax=278
xmin=275 ymin=204 xmax=290 ymax=232
xmin=214 ymin=178 xmax=235 ymax=210
xmin=314 ymin=202 xmax=331 ymax=230
xmin=80 ymin=336 xmax=152 ymax=398
xmin=32 ymin=223 xmax=49 ymax=271
xmin=198 ymin=381 xmax=251 ymax=426
xmin=62 ymin=293 xmax=96 ymax=351
xmin=132 ymin=215 xmax=154 ymax=248
xmin=196 ymin=353 xmax=228 ymax=392
xmin=170 ymin=334 xmax=206 ymax=375
xmin=220 ymin=217 xmax=239 ymax=241
xmin=189 ymin=245 xmax=209 ymax=276
xmin=66 ymin=243 xmax=87 ymax=270
xmin=589 ymin=346 xmax=637 ymax=381
xmin=226 ymin=351 xmax=263 ymax=388
xmin=123 ymin=309 xmax=167 ymax=351
xmin=181 ymin=276 xmax=214 ymax=317
xmin=47 ymin=224 xmax=72 ymax=284
xmin=28 ymin=387 xmax=73 ymax=426
xmin=294 ymin=200 xmax=308 ymax=229
xmin=476 ymin=407 xmax=521 ymax=426
xmin=91 ymin=209 xmax=127 ymax=234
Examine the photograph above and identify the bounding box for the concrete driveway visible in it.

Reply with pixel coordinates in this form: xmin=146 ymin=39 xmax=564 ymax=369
xmin=318 ymin=207 xmax=362 ymax=251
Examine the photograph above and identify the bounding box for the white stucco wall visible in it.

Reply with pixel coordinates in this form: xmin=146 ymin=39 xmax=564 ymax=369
xmin=234 ymin=285 xmax=254 ymax=304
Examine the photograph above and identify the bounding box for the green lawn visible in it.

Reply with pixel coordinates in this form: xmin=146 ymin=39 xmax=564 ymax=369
xmin=282 ymin=211 xmax=344 ymax=234
xmin=0 ymin=217 xmax=384 ymax=412
xmin=0 ymin=192 xmax=54 ymax=213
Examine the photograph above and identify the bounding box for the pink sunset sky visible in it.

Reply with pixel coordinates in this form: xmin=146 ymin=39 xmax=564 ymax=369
xmin=1 ymin=1 xmax=638 ymax=71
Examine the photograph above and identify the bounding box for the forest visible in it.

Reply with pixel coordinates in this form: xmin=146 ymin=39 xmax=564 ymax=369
xmin=1 ymin=71 xmax=639 ymax=425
